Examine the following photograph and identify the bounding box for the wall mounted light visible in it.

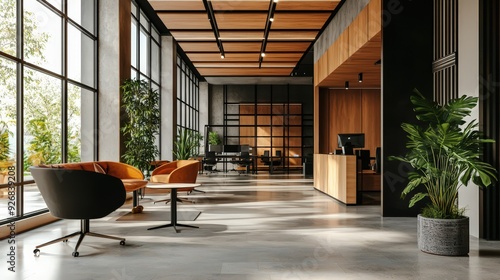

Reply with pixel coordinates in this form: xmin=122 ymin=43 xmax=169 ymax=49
xmin=345 ymin=81 xmax=349 ymax=90
xmin=358 ymin=72 xmax=363 ymax=83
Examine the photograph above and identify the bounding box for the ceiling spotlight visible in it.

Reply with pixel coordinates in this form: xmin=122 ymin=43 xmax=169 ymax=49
xmin=358 ymin=72 xmax=363 ymax=83
xmin=221 ymin=54 xmax=225 ymax=59
xmin=273 ymin=0 xmax=279 ymax=3
xmin=345 ymin=81 xmax=349 ymax=90
xmin=270 ymin=17 xmax=274 ymax=22
xmin=261 ymin=53 xmax=266 ymax=57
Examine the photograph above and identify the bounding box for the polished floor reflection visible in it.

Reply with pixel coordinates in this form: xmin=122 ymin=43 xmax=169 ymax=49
xmin=1 ymin=174 xmax=500 ymax=280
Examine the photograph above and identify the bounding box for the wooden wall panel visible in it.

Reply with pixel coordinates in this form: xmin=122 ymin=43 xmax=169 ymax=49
xmin=348 ymin=8 xmax=369 ymax=57
xmin=329 ymin=89 xmax=362 ymax=152
xmin=368 ymin=0 xmax=382 ymax=40
xmin=361 ymin=90 xmax=381 ymax=156
xmin=318 ymin=89 xmax=330 ymax=153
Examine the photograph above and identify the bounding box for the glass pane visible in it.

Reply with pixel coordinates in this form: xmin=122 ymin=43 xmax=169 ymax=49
xmin=24 ymin=0 xmax=62 ymax=75
xmin=131 ymin=1 xmax=137 ymax=17
xmin=151 ymin=42 xmax=160 ymax=82
xmin=0 ymin=57 xmax=17 ymax=221
xmin=68 ymin=0 xmax=95 ymax=34
xmin=139 ymin=28 xmax=149 ymax=76
xmin=131 ymin=18 xmax=137 ymax=68
xmin=152 ymin=26 xmax=160 ymax=43
xmin=140 ymin=12 xmax=149 ymax=30
xmin=23 ymin=68 xmax=62 ymax=214
xmin=24 ymin=68 xmax=62 ymax=167
xmin=67 ymin=83 xmax=95 ymax=162
xmin=46 ymin=0 xmax=62 ymax=10
xmin=68 ymin=24 xmax=95 ymax=87
xmin=0 ymin=0 xmax=17 ymax=56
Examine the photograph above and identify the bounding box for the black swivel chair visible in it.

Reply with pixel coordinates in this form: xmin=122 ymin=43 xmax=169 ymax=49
xmin=236 ymin=151 xmax=252 ymax=174
xmin=30 ymin=167 xmax=126 ymax=257
xmin=202 ymin=151 xmax=219 ymax=174
xmin=260 ymin=150 xmax=271 ymax=166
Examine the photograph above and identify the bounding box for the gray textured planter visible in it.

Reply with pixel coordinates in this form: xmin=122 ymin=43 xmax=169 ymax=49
xmin=417 ymin=214 xmax=469 ymax=256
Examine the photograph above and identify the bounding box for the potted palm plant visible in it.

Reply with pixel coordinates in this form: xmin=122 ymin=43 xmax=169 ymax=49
xmin=391 ymin=90 xmax=497 ymax=256
xmin=173 ymin=128 xmax=203 ymax=160
xmin=208 ymin=131 xmax=222 ymax=153
xmin=121 ymin=79 xmax=160 ymax=178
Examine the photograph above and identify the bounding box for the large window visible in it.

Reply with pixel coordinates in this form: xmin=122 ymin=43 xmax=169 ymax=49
xmin=0 ymin=0 xmax=97 ymax=223
xmin=176 ymin=55 xmax=200 ymax=139
xmin=131 ymin=0 xmax=161 ymax=155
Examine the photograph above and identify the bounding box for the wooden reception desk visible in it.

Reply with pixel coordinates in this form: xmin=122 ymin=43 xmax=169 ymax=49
xmin=313 ymin=154 xmax=357 ymax=204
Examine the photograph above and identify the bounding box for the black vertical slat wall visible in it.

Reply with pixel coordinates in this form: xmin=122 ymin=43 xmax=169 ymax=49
xmin=433 ymin=0 xmax=458 ymax=104
xmin=479 ymin=0 xmax=500 ymax=240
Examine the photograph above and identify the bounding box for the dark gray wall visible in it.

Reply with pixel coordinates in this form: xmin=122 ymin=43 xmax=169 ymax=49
xmin=382 ymin=0 xmax=434 ymax=216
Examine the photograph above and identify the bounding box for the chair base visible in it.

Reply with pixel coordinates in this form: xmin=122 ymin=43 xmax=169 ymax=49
xmin=33 ymin=219 xmax=125 ymax=257
xmin=154 ymin=197 xmax=195 ymax=204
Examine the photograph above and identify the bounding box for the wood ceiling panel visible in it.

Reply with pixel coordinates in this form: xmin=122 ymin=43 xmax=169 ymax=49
xmin=198 ymin=67 xmax=294 ymax=76
xmin=188 ymin=53 xmax=260 ymax=62
xmin=261 ymin=62 xmax=298 ymax=68
xmin=223 ymin=42 xmax=262 ymax=52
xmin=157 ymin=13 xmax=211 ymax=29
xmin=170 ymin=31 xmax=215 ymax=41
xmin=178 ymin=42 xmax=220 ymax=52
xmin=219 ymin=31 xmax=264 ymax=40
xmin=268 ymin=31 xmax=317 ymax=40
xmin=265 ymin=42 xmax=310 ymax=52
xmin=215 ymin=13 xmax=267 ymax=29
xmin=148 ymin=0 xmax=205 ymax=11
xmin=194 ymin=62 xmax=260 ymax=68
xmin=276 ymin=1 xmax=340 ymax=11
xmin=211 ymin=0 xmax=270 ymax=11
xmin=272 ymin=13 xmax=331 ymax=29
xmin=262 ymin=53 xmax=303 ymax=61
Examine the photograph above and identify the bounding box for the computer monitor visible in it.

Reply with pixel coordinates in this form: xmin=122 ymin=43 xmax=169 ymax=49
xmin=337 ymin=133 xmax=365 ymax=155
xmin=223 ymin=145 xmax=240 ymax=153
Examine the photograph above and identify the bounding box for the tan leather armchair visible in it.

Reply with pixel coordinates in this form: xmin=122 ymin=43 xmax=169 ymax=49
xmin=150 ymin=160 xmax=200 ymax=201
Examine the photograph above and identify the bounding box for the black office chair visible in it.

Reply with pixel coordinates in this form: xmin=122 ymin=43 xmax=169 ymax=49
xmin=202 ymin=151 xmax=219 ymax=174
xmin=30 ymin=167 xmax=126 ymax=257
xmin=261 ymin=150 xmax=271 ymax=166
xmin=235 ymin=152 xmax=252 ymax=174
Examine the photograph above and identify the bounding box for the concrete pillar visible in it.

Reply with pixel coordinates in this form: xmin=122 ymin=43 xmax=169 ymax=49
xmin=458 ymin=0 xmax=480 ymax=237
xmin=160 ymin=36 xmax=175 ymax=160
xmin=97 ymin=0 xmax=130 ymax=161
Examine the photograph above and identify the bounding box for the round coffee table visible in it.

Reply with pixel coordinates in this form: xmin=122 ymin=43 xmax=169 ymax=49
xmin=146 ymin=182 xmax=201 ymax=233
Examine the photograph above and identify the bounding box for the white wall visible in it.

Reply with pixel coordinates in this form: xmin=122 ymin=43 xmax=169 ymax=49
xmin=458 ymin=0 xmax=480 ymax=237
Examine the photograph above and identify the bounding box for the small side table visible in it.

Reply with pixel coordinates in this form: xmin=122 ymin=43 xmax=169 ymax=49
xmin=146 ymin=182 xmax=201 ymax=233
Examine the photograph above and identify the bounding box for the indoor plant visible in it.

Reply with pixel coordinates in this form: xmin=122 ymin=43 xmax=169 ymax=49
xmin=173 ymin=128 xmax=202 ymax=160
xmin=208 ymin=130 xmax=222 ymax=153
xmin=121 ymin=79 xmax=160 ymax=178
xmin=391 ymin=90 xmax=497 ymax=255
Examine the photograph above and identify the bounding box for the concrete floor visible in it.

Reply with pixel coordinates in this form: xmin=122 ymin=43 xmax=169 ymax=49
xmin=1 ymin=174 xmax=500 ymax=280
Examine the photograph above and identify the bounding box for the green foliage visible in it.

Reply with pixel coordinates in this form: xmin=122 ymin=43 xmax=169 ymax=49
xmin=173 ymin=128 xmax=202 ymax=160
xmin=390 ymin=89 xmax=497 ymax=219
xmin=208 ymin=131 xmax=221 ymax=145
xmin=0 ymin=121 xmax=12 ymax=162
xmin=121 ymin=79 xmax=160 ymax=176
xmin=25 ymin=118 xmax=61 ymax=168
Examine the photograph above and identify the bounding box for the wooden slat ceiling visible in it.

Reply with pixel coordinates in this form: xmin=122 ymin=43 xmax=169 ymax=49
xmin=149 ymin=0 xmax=341 ymax=77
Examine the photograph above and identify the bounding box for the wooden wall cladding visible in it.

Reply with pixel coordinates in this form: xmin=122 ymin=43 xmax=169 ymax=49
xmin=314 ymin=0 xmax=382 ymax=87
xmin=361 ymin=90 xmax=381 ymax=154
xmin=318 ymin=89 xmax=381 ymax=157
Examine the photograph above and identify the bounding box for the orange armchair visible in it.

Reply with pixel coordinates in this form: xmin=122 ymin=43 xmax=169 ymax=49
xmin=150 ymin=160 xmax=200 ymax=202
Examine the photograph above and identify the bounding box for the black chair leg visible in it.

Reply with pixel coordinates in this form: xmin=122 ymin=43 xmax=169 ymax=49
xmin=33 ymin=219 xmax=125 ymax=257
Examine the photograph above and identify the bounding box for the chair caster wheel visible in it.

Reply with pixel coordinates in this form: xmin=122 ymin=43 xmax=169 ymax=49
xmin=34 ymin=249 xmax=40 ymax=257
xmin=63 ymin=239 xmax=68 ymax=242
xmin=72 ymin=251 xmax=79 ymax=257
xmin=120 ymin=240 xmax=126 ymax=246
